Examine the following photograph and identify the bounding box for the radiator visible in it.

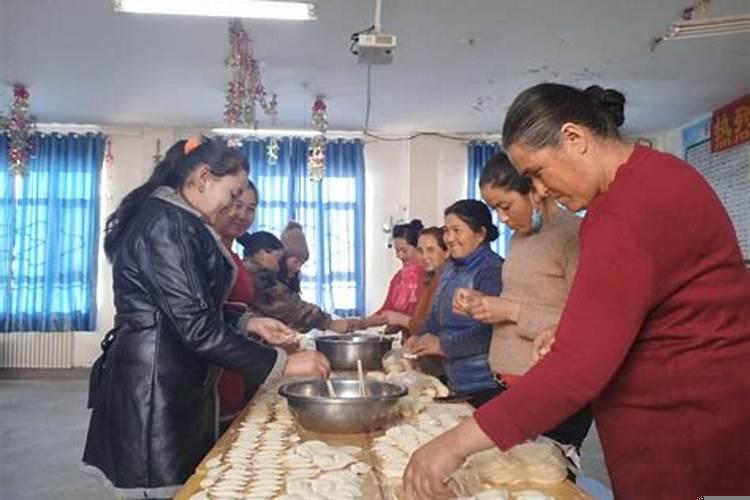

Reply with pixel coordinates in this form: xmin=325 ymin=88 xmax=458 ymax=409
xmin=0 ymin=331 xmax=74 ymax=368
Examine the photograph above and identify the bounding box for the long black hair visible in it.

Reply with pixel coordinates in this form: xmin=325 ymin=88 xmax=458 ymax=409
xmin=278 ymin=257 xmax=301 ymax=294
xmin=502 ymin=83 xmax=626 ymax=150
xmin=444 ymin=199 xmax=499 ymax=243
xmin=104 ymin=137 xmax=249 ymax=259
xmin=393 ymin=219 xmax=424 ymax=247
xmin=479 ymin=151 xmax=532 ymax=195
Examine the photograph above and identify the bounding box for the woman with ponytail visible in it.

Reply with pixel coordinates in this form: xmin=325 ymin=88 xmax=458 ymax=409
xmin=83 ymin=137 xmax=329 ymax=498
xmin=404 ymin=84 xmax=750 ymax=500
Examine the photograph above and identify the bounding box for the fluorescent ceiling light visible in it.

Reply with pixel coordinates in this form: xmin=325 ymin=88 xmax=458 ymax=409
xmin=212 ymin=127 xmax=323 ymax=137
xmin=113 ymin=0 xmax=316 ymax=20
xmin=665 ymin=14 xmax=750 ymax=40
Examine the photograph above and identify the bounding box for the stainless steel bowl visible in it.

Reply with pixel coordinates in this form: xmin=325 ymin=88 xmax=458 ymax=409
xmin=314 ymin=334 xmax=393 ymax=371
xmin=279 ymin=378 xmax=407 ymax=433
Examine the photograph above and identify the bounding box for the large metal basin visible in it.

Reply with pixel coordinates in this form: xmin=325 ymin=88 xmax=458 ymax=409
xmin=314 ymin=334 xmax=393 ymax=370
xmin=279 ymin=378 xmax=407 ymax=433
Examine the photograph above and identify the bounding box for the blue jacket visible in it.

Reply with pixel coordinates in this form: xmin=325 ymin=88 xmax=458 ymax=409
xmin=422 ymin=244 xmax=503 ymax=395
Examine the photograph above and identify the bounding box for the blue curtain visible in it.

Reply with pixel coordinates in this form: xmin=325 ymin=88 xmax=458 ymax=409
xmin=467 ymin=141 xmax=511 ymax=257
xmin=240 ymin=137 xmax=366 ymax=316
xmin=0 ymin=133 xmax=104 ymax=332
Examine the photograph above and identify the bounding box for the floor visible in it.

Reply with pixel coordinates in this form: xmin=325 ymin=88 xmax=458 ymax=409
xmin=0 ymin=376 xmax=612 ymax=500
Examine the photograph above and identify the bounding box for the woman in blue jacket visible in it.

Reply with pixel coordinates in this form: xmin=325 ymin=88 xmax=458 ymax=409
xmin=408 ymin=199 xmax=503 ymax=407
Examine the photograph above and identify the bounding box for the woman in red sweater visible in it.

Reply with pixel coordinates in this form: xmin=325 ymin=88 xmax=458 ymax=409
xmin=212 ymin=180 xmax=300 ymax=425
xmin=362 ymin=219 xmax=426 ymax=329
xmin=403 ymin=84 xmax=750 ymax=500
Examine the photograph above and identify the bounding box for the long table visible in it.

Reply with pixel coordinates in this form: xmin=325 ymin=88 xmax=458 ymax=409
xmin=175 ymin=382 xmax=592 ymax=500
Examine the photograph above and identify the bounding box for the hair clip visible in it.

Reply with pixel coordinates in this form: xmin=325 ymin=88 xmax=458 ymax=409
xmin=184 ymin=137 xmax=201 ymax=155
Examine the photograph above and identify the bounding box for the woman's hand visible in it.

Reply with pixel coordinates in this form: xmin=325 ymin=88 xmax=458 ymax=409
xmin=403 ymin=429 xmax=466 ymax=499
xmin=469 ymin=296 xmax=521 ymax=324
xmin=328 ymin=319 xmax=351 ymax=334
xmin=532 ymin=326 xmax=556 ymax=364
xmin=247 ymin=317 xmax=299 ymax=347
xmin=403 ymin=418 xmax=495 ymax=500
xmin=403 ymin=335 xmax=419 ymax=353
xmin=382 ymin=310 xmax=410 ymax=327
xmin=411 ymin=333 xmax=444 ymax=357
xmin=452 ymin=287 xmax=481 ymax=316
xmin=363 ymin=313 xmax=388 ymax=327
xmin=346 ymin=318 xmax=365 ymax=332
xmin=284 ymin=350 xmax=331 ymax=378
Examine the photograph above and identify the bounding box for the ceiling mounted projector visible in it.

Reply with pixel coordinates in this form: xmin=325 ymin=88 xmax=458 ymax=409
xmin=354 ymin=32 xmax=397 ymax=65
xmin=350 ymin=0 xmax=396 ymax=65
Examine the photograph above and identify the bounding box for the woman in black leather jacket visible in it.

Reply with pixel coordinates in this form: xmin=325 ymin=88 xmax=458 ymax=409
xmin=82 ymin=138 xmax=330 ymax=498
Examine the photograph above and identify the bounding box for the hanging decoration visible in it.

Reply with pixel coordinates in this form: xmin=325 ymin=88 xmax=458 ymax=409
xmin=266 ymin=137 xmax=280 ymax=165
xmin=0 ymin=84 xmax=37 ymax=176
xmin=310 ymin=95 xmax=328 ymax=132
xmin=307 ymin=138 xmax=326 ymax=182
xmin=265 ymin=94 xmax=280 ymax=165
xmin=307 ymin=95 xmax=328 ymax=181
xmin=223 ymin=18 xmax=278 ymax=148
xmin=104 ymin=138 xmax=115 ymax=169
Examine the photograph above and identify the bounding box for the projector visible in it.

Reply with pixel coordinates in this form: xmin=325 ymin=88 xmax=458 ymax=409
xmin=355 ymin=32 xmax=397 ymax=65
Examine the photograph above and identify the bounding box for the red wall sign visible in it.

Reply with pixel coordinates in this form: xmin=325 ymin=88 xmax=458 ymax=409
xmin=711 ymin=94 xmax=750 ymax=153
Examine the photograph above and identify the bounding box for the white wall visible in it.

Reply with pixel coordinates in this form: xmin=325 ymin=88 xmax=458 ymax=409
xmin=68 ymin=129 xmax=470 ymax=366
xmin=362 ymin=135 xmax=468 ymax=313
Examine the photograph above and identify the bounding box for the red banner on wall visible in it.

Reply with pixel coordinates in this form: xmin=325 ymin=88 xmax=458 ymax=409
xmin=711 ymin=94 xmax=750 ymax=153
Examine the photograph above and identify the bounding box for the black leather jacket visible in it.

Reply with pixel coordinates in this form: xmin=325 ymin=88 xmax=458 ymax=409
xmin=82 ymin=187 xmax=286 ymax=497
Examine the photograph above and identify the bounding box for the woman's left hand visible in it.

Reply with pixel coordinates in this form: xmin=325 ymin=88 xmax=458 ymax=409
xmin=469 ymin=296 xmax=520 ymax=324
xmin=404 ymin=418 xmax=496 ymax=500
xmin=411 ymin=333 xmax=444 ymax=357
xmin=246 ymin=317 xmax=299 ymax=347
xmin=403 ymin=430 xmax=465 ymax=500
xmin=383 ymin=310 xmax=410 ymax=327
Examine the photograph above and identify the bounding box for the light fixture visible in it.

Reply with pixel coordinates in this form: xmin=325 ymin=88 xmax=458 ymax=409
xmin=652 ymin=13 xmax=750 ymax=48
xmin=212 ymin=127 xmax=323 ymax=138
xmin=113 ymin=0 xmax=316 ymax=20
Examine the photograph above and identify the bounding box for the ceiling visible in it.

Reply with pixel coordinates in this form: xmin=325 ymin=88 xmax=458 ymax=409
xmin=1 ymin=0 xmax=749 ymax=135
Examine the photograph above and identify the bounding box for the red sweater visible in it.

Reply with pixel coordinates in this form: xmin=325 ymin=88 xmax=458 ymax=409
xmin=376 ymin=261 xmax=425 ymax=315
xmin=218 ymin=251 xmax=256 ymax=418
xmin=475 ymin=145 xmax=750 ymax=499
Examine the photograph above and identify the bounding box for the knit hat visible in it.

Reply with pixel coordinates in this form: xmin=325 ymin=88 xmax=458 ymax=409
xmin=281 ymin=221 xmax=309 ymax=261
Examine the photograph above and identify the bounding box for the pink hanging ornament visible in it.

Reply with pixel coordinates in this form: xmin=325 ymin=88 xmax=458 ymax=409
xmin=1 ymin=84 xmax=37 ymax=176
xmin=222 ymin=18 xmax=279 ymax=147
xmin=311 ymin=95 xmax=328 ymax=132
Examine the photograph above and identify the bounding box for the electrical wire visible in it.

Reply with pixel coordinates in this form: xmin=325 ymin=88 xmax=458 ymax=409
xmin=362 ymin=131 xmax=491 ymax=143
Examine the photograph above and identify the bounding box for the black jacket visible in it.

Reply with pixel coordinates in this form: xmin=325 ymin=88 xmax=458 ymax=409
xmin=82 ymin=188 xmax=285 ymax=497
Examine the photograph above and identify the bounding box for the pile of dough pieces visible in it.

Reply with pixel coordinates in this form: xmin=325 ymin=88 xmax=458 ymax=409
xmin=367 ymin=369 xmax=450 ymax=400
xmin=469 ymin=440 xmax=568 ymax=487
xmin=457 ymin=488 xmax=556 ymax=500
xmin=371 ymin=403 xmax=472 ymax=482
xmin=190 ymin=390 xmax=373 ymax=500
xmin=368 ymin=367 xmax=451 ymax=417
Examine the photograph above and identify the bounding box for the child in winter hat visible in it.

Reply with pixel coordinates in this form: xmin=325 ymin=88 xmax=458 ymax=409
xmin=281 ymin=221 xmax=309 ymax=261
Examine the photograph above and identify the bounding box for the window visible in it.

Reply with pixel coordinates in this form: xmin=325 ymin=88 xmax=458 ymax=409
xmin=466 ymin=141 xmax=511 ymax=257
xmin=0 ymin=133 xmax=104 ymax=332
xmin=241 ymin=137 xmax=365 ymax=316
